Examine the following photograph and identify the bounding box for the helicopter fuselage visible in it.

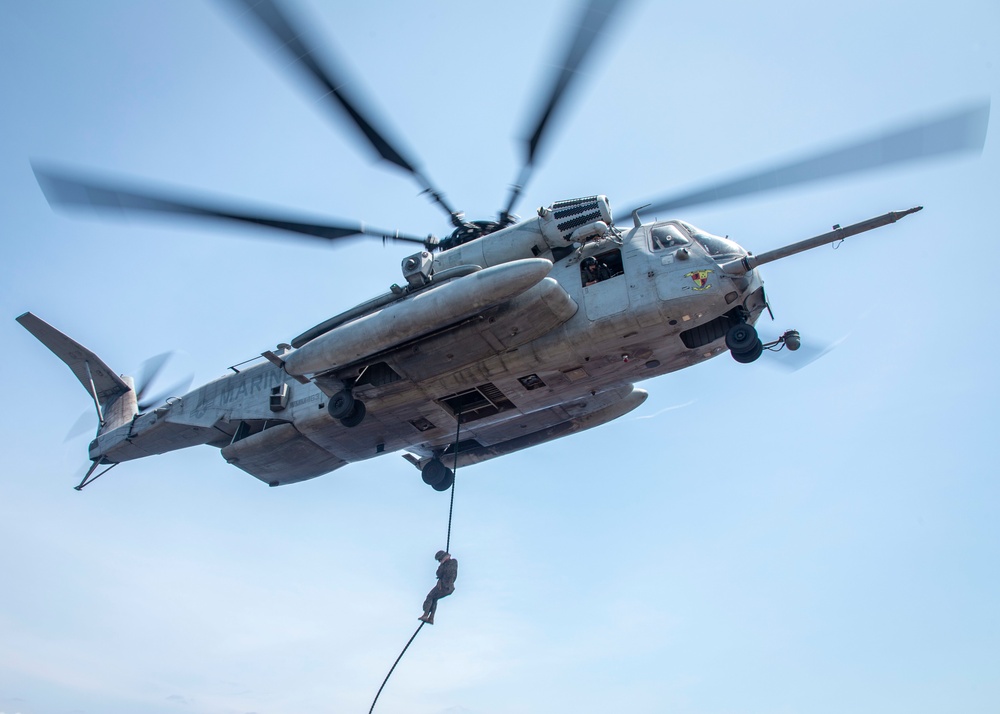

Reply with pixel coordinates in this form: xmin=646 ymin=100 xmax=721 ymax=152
xmin=82 ymin=203 xmax=766 ymax=486
xmin=20 ymin=0 xmax=977 ymax=492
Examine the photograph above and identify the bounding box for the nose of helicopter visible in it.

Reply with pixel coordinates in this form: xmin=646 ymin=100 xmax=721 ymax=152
xmin=677 ymin=220 xmax=749 ymax=261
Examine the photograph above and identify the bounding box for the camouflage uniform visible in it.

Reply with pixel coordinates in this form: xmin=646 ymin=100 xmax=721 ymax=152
xmin=421 ymin=556 xmax=458 ymax=621
xmin=582 ymin=258 xmax=612 ymax=286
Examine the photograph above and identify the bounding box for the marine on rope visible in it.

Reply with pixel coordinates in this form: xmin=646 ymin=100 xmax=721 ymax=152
xmin=418 ymin=550 xmax=458 ymax=625
xmin=369 ymin=412 xmax=464 ymax=713
xmin=367 ymin=477 xmax=461 ymax=713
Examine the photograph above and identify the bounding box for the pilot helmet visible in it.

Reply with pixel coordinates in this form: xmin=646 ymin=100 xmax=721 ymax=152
xmin=582 ymin=257 xmax=597 ymax=269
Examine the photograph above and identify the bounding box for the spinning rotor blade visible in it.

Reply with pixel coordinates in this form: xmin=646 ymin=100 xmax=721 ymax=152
xmin=758 ymin=332 xmax=842 ymax=373
xmin=138 ymin=376 xmax=195 ymax=412
xmin=225 ymin=0 xmax=460 ymax=224
xmin=64 ymin=410 xmax=94 ymax=442
xmin=135 ymin=352 xmax=172 ymax=405
xmin=67 ymin=353 xmax=195 ymax=432
xmin=135 ymin=352 xmax=195 ymax=411
xmin=623 ymin=101 xmax=991 ymax=217
xmin=501 ymin=0 xmax=628 ymax=222
xmin=34 ymin=164 xmax=436 ymax=248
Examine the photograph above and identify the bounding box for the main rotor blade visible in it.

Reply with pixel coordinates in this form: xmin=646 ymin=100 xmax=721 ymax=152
xmin=224 ymin=0 xmax=459 ymax=223
xmin=623 ymin=101 xmax=990 ymax=218
xmin=33 ymin=164 xmax=435 ymax=248
xmin=502 ymin=0 xmax=628 ymax=221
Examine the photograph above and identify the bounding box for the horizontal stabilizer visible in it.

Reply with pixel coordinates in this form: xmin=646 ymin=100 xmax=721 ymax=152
xmin=17 ymin=312 xmax=129 ymax=405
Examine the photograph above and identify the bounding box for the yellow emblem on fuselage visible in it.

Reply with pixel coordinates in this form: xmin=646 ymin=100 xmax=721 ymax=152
xmin=684 ymin=269 xmax=713 ymax=291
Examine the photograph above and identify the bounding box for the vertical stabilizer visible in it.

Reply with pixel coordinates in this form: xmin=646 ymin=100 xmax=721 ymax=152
xmin=16 ymin=312 xmax=137 ymax=432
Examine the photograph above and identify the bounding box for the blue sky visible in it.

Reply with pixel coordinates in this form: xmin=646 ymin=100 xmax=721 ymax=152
xmin=2 ymin=1 xmax=998 ymax=713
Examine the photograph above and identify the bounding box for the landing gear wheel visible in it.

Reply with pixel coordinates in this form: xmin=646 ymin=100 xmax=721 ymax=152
xmin=327 ymin=390 xmax=355 ymax=419
xmin=421 ymin=458 xmax=453 ymax=490
xmin=725 ymin=323 xmax=758 ymax=353
xmin=432 ymin=470 xmax=455 ymax=492
xmin=732 ymin=338 xmax=763 ymax=363
xmin=339 ymin=400 xmax=366 ymax=427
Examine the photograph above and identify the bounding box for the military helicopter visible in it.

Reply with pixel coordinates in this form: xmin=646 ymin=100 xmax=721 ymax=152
xmin=19 ymin=0 xmax=989 ymax=492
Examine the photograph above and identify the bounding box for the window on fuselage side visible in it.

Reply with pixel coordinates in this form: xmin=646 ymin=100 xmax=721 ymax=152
xmin=580 ymin=248 xmax=624 ymax=287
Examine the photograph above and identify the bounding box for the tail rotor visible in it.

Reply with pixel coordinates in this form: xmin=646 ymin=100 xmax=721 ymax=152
xmin=134 ymin=352 xmax=193 ymax=412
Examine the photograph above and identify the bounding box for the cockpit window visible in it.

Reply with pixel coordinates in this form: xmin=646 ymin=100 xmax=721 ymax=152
xmin=649 ymin=224 xmax=689 ymax=251
xmin=677 ymin=221 xmax=745 ymax=260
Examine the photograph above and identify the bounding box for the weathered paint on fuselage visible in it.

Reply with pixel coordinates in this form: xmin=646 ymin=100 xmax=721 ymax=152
xmin=90 ymin=217 xmax=763 ymax=483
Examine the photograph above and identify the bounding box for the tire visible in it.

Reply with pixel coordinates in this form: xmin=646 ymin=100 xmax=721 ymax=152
xmin=421 ymin=458 xmax=448 ymax=487
xmin=731 ymin=338 xmax=763 ymax=363
xmin=725 ymin=323 xmax=758 ymax=353
xmin=431 ymin=469 xmax=455 ymax=492
xmin=327 ymin=390 xmax=355 ymax=419
xmin=339 ymin=400 xmax=366 ymax=427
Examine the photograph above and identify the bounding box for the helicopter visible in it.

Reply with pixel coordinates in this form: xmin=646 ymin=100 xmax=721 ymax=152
xmin=18 ymin=0 xmax=989 ymax=493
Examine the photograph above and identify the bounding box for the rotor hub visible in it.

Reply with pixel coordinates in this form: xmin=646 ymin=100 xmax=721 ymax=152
xmin=439 ymin=220 xmax=504 ymax=250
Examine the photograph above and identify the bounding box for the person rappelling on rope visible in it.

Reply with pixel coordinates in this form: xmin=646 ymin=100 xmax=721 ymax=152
xmin=418 ymin=550 xmax=458 ymax=625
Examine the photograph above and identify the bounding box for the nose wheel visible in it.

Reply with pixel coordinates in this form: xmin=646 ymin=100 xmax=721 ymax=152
xmin=726 ymin=322 xmax=763 ymax=363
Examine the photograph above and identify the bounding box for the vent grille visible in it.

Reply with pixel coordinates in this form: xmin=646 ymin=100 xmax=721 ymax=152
xmin=437 ymin=382 xmax=516 ymax=423
xmin=545 ymin=195 xmax=612 ymax=243
xmin=552 ymin=195 xmax=602 ymax=234
xmin=680 ymin=315 xmax=731 ymax=349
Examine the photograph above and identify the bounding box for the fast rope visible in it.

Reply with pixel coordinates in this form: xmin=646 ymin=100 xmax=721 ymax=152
xmin=445 ymin=410 xmax=460 ymax=553
xmin=368 ymin=413 xmax=462 ymax=714
xmin=367 ymin=621 xmax=425 ymax=714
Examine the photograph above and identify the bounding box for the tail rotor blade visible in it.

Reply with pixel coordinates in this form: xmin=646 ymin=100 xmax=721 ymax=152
xmin=64 ymin=351 xmax=196 ymax=434
xmin=137 ymin=375 xmax=195 ymax=412
xmin=135 ymin=352 xmax=171 ymax=405
xmin=132 ymin=352 xmax=195 ymax=412
xmin=64 ymin=410 xmax=94 ymax=442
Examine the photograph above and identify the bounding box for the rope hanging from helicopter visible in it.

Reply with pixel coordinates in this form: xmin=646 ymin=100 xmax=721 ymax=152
xmin=367 ymin=412 xmax=463 ymax=714
xmin=445 ymin=411 xmax=460 ymax=553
